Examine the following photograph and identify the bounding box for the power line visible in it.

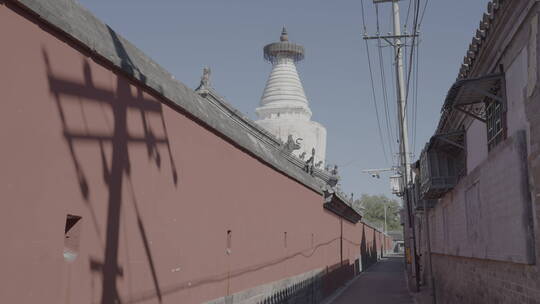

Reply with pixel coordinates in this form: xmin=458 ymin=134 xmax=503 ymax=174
xmin=361 ymin=0 xmax=390 ymax=165
xmin=360 ymin=0 xmax=368 ymax=31
xmin=409 ymin=38 xmax=418 ymax=157
xmin=388 ymin=31 xmax=399 ymax=153
xmin=412 ymin=38 xmax=420 ymax=156
xmin=376 ymin=4 xmax=396 ymax=157
xmin=409 ymin=0 xmax=428 ymax=157
xmin=403 ymin=1 xmax=412 ymax=82
xmin=361 ymin=0 xmax=427 ymax=164
xmin=418 ymin=0 xmax=430 ymax=29
xmin=404 ymin=0 xmax=420 ymax=111
xmin=405 ymin=0 xmax=413 ymax=27
xmin=401 ymin=0 xmax=420 ymax=163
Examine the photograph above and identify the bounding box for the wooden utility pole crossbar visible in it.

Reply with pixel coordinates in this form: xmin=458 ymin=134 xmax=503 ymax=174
xmin=363 ymin=34 xmax=418 ymax=40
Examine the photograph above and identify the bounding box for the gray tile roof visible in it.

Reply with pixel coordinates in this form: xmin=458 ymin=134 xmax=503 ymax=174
xmin=10 ymin=0 xmax=327 ymax=194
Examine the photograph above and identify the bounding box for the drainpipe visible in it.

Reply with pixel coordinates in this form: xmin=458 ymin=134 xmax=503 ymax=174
xmin=340 ymin=217 xmax=343 ymax=266
xmin=423 ymin=200 xmax=436 ymax=304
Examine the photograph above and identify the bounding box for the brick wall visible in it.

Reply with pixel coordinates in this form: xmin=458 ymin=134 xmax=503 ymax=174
xmin=431 ymin=254 xmax=540 ymax=304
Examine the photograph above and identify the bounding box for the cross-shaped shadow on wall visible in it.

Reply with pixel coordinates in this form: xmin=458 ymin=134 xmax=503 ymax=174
xmin=42 ymin=27 xmax=179 ymax=304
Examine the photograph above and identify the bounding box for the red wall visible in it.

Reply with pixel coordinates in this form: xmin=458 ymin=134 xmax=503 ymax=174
xmin=0 ymin=3 xmax=390 ymax=304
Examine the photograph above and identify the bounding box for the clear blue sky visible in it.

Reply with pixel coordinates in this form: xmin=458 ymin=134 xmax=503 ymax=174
xmin=78 ymin=0 xmax=489 ymax=197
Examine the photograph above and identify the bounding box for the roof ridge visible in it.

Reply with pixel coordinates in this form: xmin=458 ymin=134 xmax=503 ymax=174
xmin=8 ymin=0 xmax=328 ymax=194
xmin=457 ymin=0 xmax=507 ymax=80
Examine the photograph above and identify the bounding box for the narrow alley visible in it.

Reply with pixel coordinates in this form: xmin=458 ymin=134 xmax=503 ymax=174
xmin=3 ymin=0 xmax=540 ymax=303
xmin=329 ymin=255 xmax=413 ymax=304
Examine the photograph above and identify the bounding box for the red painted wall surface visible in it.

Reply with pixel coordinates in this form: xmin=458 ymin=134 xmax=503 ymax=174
xmin=0 ymin=3 xmax=391 ymax=304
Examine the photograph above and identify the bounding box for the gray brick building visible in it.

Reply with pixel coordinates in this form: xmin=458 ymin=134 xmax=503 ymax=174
xmin=410 ymin=1 xmax=540 ymax=303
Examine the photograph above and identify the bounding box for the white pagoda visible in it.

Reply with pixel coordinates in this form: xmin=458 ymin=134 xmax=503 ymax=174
xmin=256 ymin=28 xmax=327 ymax=165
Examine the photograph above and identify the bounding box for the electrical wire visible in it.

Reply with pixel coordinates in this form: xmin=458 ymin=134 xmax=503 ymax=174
xmin=412 ymin=38 xmax=420 ymax=156
xmin=360 ymin=0 xmax=427 ymax=164
xmin=400 ymin=0 xmax=420 ymax=164
xmin=418 ymin=0 xmax=430 ymax=29
xmin=411 ymin=0 xmax=429 ymax=156
xmin=361 ymin=0 xmax=390 ymax=165
xmin=360 ymin=0 xmax=368 ymax=32
xmin=366 ymin=46 xmax=391 ymax=165
xmin=403 ymin=0 xmax=420 ymax=114
xmin=410 ymin=0 xmax=427 ymax=157
xmin=405 ymin=0 xmax=413 ymax=27
xmin=388 ymin=29 xmax=399 ymax=156
xmin=376 ymin=4 xmax=396 ymax=157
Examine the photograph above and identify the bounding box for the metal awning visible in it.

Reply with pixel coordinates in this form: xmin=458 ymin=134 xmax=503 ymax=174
xmin=443 ymin=73 xmax=505 ymax=123
xmin=429 ymin=130 xmax=465 ymax=153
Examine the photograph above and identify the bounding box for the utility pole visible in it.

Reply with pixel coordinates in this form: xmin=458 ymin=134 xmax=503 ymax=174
xmin=391 ymin=0 xmax=412 ymax=185
xmin=364 ymin=0 xmax=419 ymax=292
xmin=365 ymin=0 xmax=412 ymax=192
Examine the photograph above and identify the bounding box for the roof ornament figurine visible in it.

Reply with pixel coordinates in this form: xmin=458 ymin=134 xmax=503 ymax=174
xmin=195 ymin=66 xmax=211 ymax=92
xmin=327 ymin=165 xmax=340 ymax=190
xmin=201 ymin=66 xmax=211 ymax=87
xmin=323 ymin=165 xmax=340 ymax=203
xmin=304 ymin=148 xmax=315 ymax=175
xmin=282 ymin=134 xmax=302 ymax=154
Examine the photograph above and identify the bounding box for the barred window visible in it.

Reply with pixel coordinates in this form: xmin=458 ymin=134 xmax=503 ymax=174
xmin=486 ymin=99 xmax=505 ymax=151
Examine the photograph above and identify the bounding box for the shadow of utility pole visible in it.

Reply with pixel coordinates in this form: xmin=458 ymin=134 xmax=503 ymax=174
xmin=42 ymin=26 xmax=179 ymax=303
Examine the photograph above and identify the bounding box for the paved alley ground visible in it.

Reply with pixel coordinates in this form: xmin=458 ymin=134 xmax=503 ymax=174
xmin=330 ymin=255 xmax=414 ymax=304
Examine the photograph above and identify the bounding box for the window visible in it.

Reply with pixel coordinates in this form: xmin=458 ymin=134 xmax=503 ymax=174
xmin=64 ymin=214 xmax=82 ymax=262
xmin=486 ymin=98 xmax=505 ymax=151
xmin=226 ymin=230 xmax=232 ymax=255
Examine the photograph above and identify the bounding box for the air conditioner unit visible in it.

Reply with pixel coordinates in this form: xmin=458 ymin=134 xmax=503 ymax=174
xmin=419 ymin=145 xmax=459 ymax=199
xmin=411 ymin=177 xmax=437 ymax=211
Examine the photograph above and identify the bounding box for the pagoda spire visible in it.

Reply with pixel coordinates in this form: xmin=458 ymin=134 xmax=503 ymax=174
xmin=280 ymin=26 xmax=288 ymax=41
xmin=255 ymin=28 xmax=327 ymax=166
xmin=257 ymin=28 xmax=311 ymax=120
